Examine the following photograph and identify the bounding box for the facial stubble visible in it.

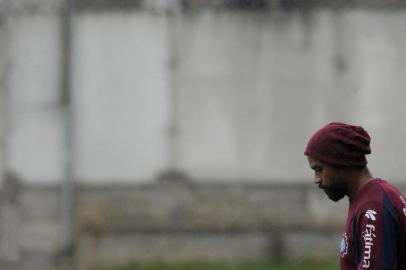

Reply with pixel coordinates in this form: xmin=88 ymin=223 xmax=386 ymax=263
xmin=319 ymin=174 xmax=348 ymax=202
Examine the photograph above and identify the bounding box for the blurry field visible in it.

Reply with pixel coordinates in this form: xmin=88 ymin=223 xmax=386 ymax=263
xmin=98 ymin=261 xmax=338 ymax=270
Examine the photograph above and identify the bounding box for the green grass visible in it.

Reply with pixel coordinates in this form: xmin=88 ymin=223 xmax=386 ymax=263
xmin=98 ymin=261 xmax=338 ymax=270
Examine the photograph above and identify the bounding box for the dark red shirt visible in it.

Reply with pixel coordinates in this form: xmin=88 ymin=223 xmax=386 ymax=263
xmin=340 ymin=179 xmax=406 ymax=270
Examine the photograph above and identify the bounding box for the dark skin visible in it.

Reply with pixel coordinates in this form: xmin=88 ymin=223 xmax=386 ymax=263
xmin=307 ymin=156 xmax=374 ymax=201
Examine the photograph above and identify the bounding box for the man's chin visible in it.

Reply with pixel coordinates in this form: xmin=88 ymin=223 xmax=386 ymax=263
xmin=321 ymin=188 xmax=346 ymax=202
xmin=326 ymin=192 xmax=345 ymax=202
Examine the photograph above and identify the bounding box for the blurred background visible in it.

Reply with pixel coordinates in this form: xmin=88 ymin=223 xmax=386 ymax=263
xmin=0 ymin=0 xmax=406 ymax=269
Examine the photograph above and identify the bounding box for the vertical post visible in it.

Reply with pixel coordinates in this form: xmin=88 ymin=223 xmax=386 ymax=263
xmin=0 ymin=0 xmax=12 ymax=263
xmin=60 ymin=0 xmax=75 ymax=255
xmin=160 ymin=7 xmax=189 ymax=182
xmin=0 ymin=1 xmax=10 ymax=189
xmin=167 ymin=11 xmax=180 ymax=174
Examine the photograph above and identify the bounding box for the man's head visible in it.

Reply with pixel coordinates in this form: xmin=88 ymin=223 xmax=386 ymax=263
xmin=304 ymin=122 xmax=372 ymax=201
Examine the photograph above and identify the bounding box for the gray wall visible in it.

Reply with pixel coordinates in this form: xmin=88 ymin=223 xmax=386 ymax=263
xmin=2 ymin=180 xmax=405 ymax=269
xmin=0 ymin=180 xmax=349 ymax=269
xmin=1 ymin=2 xmax=406 ymax=269
xmin=1 ymin=7 xmax=406 ymax=185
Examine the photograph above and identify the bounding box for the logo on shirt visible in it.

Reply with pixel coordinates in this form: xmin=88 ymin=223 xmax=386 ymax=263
xmin=340 ymin=233 xmax=348 ymax=258
xmin=365 ymin=210 xmax=377 ymax=221
xmin=362 ymin=210 xmax=378 ymax=269
xmin=400 ymin=195 xmax=406 ymax=205
xmin=362 ymin=224 xmax=376 ymax=268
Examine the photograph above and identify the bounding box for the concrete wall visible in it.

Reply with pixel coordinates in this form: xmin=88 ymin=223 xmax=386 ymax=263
xmin=173 ymin=9 xmax=406 ymax=182
xmin=71 ymin=9 xmax=406 ymax=183
xmin=0 ymin=179 xmax=351 ymax=269
xmin=1 ymin=3 xmax=406 ymax=270
xmin=72 ymin=11 xmax=170 ymax=182
xmin=1 ymin=7 xmax=406 ymax=185
xmin=0 ymin=2 xmax=64 ymax=184
xmin=1 ymin=180 xmax=404 ymax=269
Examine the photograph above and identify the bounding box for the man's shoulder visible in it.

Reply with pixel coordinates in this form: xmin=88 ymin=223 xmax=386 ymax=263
xmin=359 ymin=178 xmax=402 ymax=198
xmin=357 ymin=179 xmax=386 ymax=200
xmin=371 ymin=179 xmax=405 ymax=205
xmin=352 ymin=179 xmax=405 ymax=216
xmin=350 ymin=180 xmax=386 ymax=214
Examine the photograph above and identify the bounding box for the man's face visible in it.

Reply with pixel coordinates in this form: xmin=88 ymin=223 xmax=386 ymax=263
xmin=307 ymin=156 xmax=348 ymax=202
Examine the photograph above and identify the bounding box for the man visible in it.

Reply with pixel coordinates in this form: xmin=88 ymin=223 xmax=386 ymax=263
xmin=305 ymin=122 xmax=406 ymax=270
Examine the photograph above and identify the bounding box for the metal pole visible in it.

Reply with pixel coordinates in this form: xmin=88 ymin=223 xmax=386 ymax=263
xmin=0 ymin=1 xmax=11 ymax=188
xmin=60 ymin=0 xmax=75 ymax=254
xmin=0 ymin=0 xmax=12 ymax=262
xmin=166 ymin=11 xmax=180 ymax=173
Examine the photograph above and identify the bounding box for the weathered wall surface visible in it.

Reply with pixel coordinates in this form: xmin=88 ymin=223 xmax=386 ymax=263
xmin=74 ymin=181 xmax=346 ymax=269
xmin=1 ymin=180 xmax=350 ymax=269
xmin=1 ymin=7 xmax=406 ymax=185
xmin=2 ymin=180 xmax=405 ymax=269
xmin=1 ymin=2 xmax=406 ymax=269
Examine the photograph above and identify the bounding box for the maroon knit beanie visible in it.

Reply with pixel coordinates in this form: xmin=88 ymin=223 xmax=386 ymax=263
xmin=304 ymin=122 xmax=371 ymax=167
